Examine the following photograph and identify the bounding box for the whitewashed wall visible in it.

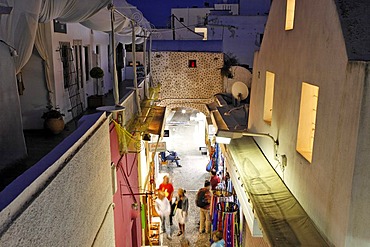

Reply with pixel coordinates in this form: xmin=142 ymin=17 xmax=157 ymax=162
xmin=0 ymin=114 xmax=115 ymax=246
xmin=345 ymin=62 xmax=370 ymax=246
xmin=51 ymin=23 xmax=111 ymax=122
xmin=20 ymin=22 xmax=112 ymax=128
xmin=0 ymin=44 xmax=27 ymax=168
xmin=172 ymin=8 xmax=211 ymax=40
xmin=207 ymin=15 xmax=267 ymax=67
xmin=20 ymin=49 xmax=50 ymax=129
xmin=248 ymin=0 xmax=369 ymax=246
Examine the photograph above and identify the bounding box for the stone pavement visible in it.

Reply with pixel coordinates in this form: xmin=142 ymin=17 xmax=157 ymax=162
xmin=157 ymin=112 xmax=212 ymax=247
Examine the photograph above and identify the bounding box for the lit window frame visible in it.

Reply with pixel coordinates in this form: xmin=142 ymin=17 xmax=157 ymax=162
xmin=285 ymin=0 xmax=296 ymax=30
xmin=194 ymin=27 xmax=208 ymax=40
xmin=188 ymin=60 xmax=197 ymax=68
xmin=263 ymin=71 xmax=275 ymax=124
xmin=296 ymin=82 xmax=319 ymax=163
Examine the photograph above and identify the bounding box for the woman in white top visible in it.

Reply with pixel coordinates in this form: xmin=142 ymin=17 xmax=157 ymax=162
xmin=155 ymin=190 xmax=171 ymax=234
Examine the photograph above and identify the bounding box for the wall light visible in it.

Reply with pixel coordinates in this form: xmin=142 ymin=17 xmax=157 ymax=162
xmin=216 ymin=129 xmax=287 ymax=171
xmin=111 ymin=162 xmax=117 ymax=195
xmin=216 ymin=129 xmax=278 ymax=146
xmin=215 ymin=136 xmax=231 ymax=144
xmin=142 ymin=133 xmax=151 ymax=141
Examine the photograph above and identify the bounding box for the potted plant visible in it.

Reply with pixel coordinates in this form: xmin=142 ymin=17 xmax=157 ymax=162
xmin=221 ymin=53 xmax=238 ymax=78
xmin=42 ymin=106 xmax=65 ymax=134
xmin=88 ymin=66 xmax=105 ymax=108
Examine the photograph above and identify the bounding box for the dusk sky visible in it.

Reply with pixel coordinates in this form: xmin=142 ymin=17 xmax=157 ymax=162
xmin=126 ymin=0 xmax=218 ymax=28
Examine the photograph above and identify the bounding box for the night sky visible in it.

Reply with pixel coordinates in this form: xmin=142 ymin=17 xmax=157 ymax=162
xmin=127 ymin=0 xmax=219 ymax=28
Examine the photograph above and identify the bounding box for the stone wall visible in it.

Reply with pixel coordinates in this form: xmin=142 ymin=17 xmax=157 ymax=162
xmin=151 ymin=51 xmax=223 ymax=114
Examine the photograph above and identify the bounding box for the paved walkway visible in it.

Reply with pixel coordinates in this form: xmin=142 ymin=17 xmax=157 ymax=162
xmin=157 ymin=111 xmax=211 ymax=247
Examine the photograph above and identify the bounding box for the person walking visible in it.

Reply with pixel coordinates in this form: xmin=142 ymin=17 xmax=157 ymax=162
xmin=195 ymin=180 xmax=212 ymax=234
xmin=174 ymin=188 xmax=189 ymax=236
xmin=158 ymin=175 xmax=175 ymax=226
xmin=210 ymin=169 xmax=220 ymax=190
xmin=154 ymin=190 xmax=171 ymax=238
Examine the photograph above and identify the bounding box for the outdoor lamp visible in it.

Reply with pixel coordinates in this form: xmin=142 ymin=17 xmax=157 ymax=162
xmin=216 ymin=129 xmax=287 ymax=170
xmin=216 ymin=129 xmax=278 ymax=146
xmin=142 ymin=133 xmax=151 ymax=141
xmin=215 ymin=136 xmax=231 ymax=144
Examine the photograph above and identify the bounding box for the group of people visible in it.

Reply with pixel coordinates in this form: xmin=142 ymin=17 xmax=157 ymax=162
xmin=155 ymin=170 xmax=225 ymax=246
xmin=155 ymin=175 xmax=188 ymax=239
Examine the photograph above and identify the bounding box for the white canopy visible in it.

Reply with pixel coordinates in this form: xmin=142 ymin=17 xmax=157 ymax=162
xmin=79 ymin=4 xmax=149 ymax=45
xmin=0 ymin=0 xmax=151 ymax=163
xmin=0 ymin=0 xmax=151 ymax=73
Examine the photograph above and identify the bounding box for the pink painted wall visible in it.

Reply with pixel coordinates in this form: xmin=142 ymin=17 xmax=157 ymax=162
xmin=110 ymin=124 xmax=142 ymax=247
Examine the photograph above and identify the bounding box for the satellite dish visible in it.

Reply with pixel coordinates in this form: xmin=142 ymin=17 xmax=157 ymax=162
xmin=231 ymin=81 xmax=249 ymax=101
xmin=231 ymin=66 xmax=252 ymax=88
xmin=226 ymin=66 xmax=252 ymax=93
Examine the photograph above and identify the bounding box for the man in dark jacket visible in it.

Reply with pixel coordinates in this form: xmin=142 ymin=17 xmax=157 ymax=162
xmin=196 ymin=180 xmax=212 ymax=234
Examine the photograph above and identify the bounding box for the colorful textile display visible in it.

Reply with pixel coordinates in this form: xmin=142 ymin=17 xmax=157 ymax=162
xmin=214 ymin=143 xmax=219 ymax=171
xmin=216 ymin=201 xmax=239 ymax=247
xmin=211 ymin=190 xmax=233 ymax=232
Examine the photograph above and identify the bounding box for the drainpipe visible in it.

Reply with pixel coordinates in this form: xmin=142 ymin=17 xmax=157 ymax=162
xmin=110 ymin=4 xmax=119 ymax=105
xmin=149 ymin=34 xmax=152 ymax=88
xmin=131 ymin=21 xmax=141 ymax=116
xmin=171 ymin=14 xmax=175 ymax=40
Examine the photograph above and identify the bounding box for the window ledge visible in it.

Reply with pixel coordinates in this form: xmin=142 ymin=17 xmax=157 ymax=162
xmin=296 ymin=149 xmax=312 ymax=163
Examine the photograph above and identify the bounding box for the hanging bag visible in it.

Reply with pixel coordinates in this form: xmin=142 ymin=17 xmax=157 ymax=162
xmin=206 ymin=159 xmax=213 ymax=172
xmin=172 ymin=199 xmax=178 ymax=216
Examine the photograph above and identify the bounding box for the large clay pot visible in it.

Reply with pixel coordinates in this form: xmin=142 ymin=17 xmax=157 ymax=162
xmin=44 ymin=117 xmax=65 ymax=134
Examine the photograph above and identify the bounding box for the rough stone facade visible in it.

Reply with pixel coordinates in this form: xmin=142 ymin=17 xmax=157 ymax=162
xmin=151 ymin=51 xmax=224 ymax=114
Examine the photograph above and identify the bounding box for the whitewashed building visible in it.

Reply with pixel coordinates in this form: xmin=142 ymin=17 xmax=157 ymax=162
xmin=248 ymin=0 xmax=370 ymax=246
xmin=151 ymin=0 xmax=270 ymax=68
xmin=0 ymin=1 xmax=149 ymax=168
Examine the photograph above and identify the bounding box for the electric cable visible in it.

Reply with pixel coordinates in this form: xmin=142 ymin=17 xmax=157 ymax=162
xmin=172 ymin=14 xmax=204 ymax=37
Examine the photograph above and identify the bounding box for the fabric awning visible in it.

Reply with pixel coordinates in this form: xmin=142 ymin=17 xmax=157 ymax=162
xmin=227 ymin=137 xmax=331 ymax=246
xmin=146 ymin=106 xmax=166 ymax=136
xmin=80 ymin=1 xmax=151 ymax=45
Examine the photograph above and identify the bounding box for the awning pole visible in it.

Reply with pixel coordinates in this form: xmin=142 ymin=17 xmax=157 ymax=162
xmin=110 ymin=4 xmax=119 ymax=105
xmin=143 ymin=30 xmax=148 ymax=99
xmin=131 ymin=21 xmax=142 ymax=116
xmin=149 ymin=34 xmax=152 ymax=88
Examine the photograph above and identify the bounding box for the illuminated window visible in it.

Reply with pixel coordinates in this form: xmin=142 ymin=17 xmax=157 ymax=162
xmin=195 ymin=27 xmax=208 ymax=40
xmin=285 ymin=0 xmax=296 ymax=30
xmin=188 ymin=60 xmax=197 ymax=68
xmin=263 ymin=71 xmax=275 ymax=124
xmin=296 ymin=82 xmax=319 ymax=163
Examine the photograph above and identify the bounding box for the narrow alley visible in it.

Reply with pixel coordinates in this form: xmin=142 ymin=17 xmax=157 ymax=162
xmin=157 ymin=109 xmax=211 ymax=247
